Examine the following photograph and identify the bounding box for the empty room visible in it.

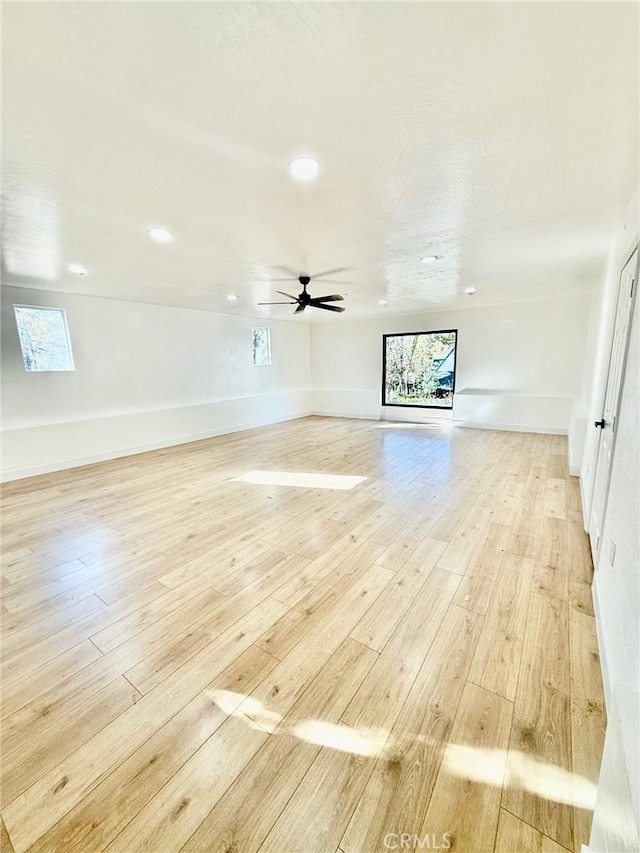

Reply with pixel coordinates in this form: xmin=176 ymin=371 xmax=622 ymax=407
xmin=1 ymin=3 xmax=638 ymax=853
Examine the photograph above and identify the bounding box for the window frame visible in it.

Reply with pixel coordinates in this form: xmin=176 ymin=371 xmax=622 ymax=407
xmin=13 ymin=304 xmax=76 ymax=373
xmin=381 ymin=328 xmax=458 ymax=410
xmin=252 ymin=326 xmax=272 ymax=366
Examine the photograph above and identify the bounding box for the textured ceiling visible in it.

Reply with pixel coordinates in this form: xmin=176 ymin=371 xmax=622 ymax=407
xmin=2 ymin=2 xmax=638 ymax=320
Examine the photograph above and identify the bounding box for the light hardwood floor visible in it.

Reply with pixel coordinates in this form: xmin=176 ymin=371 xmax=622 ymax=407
xmin=0 ymin=417 xmax=606 ymax=853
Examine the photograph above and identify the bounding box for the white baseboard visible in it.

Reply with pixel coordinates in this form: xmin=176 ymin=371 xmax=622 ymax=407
xmin=1 ymin=389 xmax=314 ymax=482
xmin=2 ymin=431 xmax=226 ymax=481
xmin=311 ymin=410 xmax=570 ymax=435
xmin=0 ymin=407 xmax=570 ymax=482
xmin=1 ymin=409 xmax=312 ymax=482
xmin=570 ymin=462 xmax=582 ymax=476
xmin=452 ymin=420 xmax=568 ymax=435
xmin=580 ymin=473 xmax=592 ymax=533
xmin=311 ymin=410 xmax=380 ymax=421
xmin=592 ymin=573 xmax=612 ymax=711
xmin=312 ymin=409 xmax=449 ymax=424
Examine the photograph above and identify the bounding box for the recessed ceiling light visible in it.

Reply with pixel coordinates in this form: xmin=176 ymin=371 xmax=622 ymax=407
xmin=465 ymin=286 xmax=477 ymax=294
xmin=378 ymin=299 xmax=388 ymax=306
xmin=147 ymin=226 xmax=173 ymax=243
xmin=288 ymin=156 xmax=320 ymax=182
xmin=420 ymin=255 xmax=439 ymax=264
xmin=227 ymin=294 xmax=238 ymax=302
xmin=66 ymin=263 xmax=88 ymax=276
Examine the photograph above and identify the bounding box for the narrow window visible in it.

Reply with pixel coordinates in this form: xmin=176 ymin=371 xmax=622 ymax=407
xmin=13 ymin=305 xmax=75 ymax=372
xmin=252 ymin=327 xmax=272 ymax=366
xmin=383 ymin=330 xmax=457 ymax=409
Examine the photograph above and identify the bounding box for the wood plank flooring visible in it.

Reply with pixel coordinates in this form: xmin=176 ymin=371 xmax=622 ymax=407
xmin=0 ymin=416 xmax=606 ymax=853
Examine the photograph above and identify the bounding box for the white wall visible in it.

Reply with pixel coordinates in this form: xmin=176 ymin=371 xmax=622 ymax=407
xmin=310 ymin=294 xmax=591 ymax=434
xmin=1 ymin=287 xmax=312 ymax=479
xmin=581 ymin=189 xmax=639 ymax=852
xmin=568 ymin=288 xmax=603 ymax=475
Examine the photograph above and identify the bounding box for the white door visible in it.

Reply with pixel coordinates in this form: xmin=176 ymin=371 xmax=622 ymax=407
xmin=589 ymin=247 xmax=638 ymax=563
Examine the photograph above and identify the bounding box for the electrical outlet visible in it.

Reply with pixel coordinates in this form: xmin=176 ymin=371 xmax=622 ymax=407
xmin=609 ymin=539 xmax=617 ymax=566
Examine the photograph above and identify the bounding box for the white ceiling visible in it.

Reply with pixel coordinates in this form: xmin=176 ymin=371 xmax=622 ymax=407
xmin=2 ymin=2 xmax=638 ymax=320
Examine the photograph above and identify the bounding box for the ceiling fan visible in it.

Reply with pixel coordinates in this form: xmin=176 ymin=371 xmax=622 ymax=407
xmin=259 ymin=272 xmax=346 ymax=314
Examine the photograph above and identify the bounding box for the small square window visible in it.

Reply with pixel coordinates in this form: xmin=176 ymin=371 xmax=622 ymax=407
xmin=14 ymin=305 xmax=75 ymax=372
xmin=252 ymin=327 xmax=271 ymax=366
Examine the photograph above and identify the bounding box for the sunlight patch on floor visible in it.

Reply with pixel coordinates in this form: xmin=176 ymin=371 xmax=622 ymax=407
xmin=209 ymin=689 xmax=597 ymax=810
xmin=292 ymin=720 xmax=388 ymax=757
xmin=442 ymin=742 xmax=598 ymax=809
xmin=231 ymin=470 xmax=367 ymax=490
xmin=210 ymin=690 xmax=283 ymax=733
xmin=210 ymin=690 xmax=388 ymax=754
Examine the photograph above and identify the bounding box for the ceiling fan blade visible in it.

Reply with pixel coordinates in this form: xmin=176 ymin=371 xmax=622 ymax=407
xmin=309 ymin=294 xmax=344 ymax=303
xmin=258 ymin=301 xmax=297 ymax=305
xmin=268 ymin=277 xmax=299 ymax=282
xmin=294 ymin=303 xmax=306 ymax=314
xmin=311 ymin=267 xmax=350 ymax=279
xmin=276 ymin=290 xmax=300 ymax=300
xmin=272 ymin=265 xmax=300 ymax=277
xmin=315 ymin=303 xmax=346 ymax=312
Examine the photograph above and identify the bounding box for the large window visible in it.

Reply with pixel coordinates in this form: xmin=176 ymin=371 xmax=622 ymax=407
xmin=14 ymin=305 xmax=75 ymax=372
xmin=383 ymin=329 xmax=457 ymax=409
xmin=252 ymin=327 xmax=271 ymax=365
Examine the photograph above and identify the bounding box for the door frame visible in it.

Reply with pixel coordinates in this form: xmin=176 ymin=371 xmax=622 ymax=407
xmin=587 ymin=242 xmax=639 ymax=567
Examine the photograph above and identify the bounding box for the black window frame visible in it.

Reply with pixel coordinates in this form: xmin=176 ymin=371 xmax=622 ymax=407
xmin=381 ymin=329 xmax=458 ymax=410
